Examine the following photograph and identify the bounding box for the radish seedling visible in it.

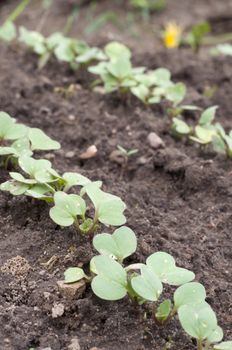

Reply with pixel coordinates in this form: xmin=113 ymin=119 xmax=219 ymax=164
xmin=49 ymin=182 xmax=126 ymax=234
xmin=89 ymin=41 xmax=145 ymax=93
xmin=65 ymin=228 xmax=231 ymax=349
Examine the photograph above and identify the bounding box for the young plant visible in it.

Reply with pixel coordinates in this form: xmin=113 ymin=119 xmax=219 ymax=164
xmin=184 ymin=21 xmax=211 ymax=51
xmin=131 ymin=68 xmax=186 ymax=106
xmin=64 ymin=227 xmax=232 ymax=349
xmin=89 ymin=41 xmax=145 ymax=93
xmin=49 ymin=182 xmax=126 ymax=234
xmin=19 ymin=27 xmax=105 ymax=69
xmin=0 ymin=112 xmax=60 ymax=168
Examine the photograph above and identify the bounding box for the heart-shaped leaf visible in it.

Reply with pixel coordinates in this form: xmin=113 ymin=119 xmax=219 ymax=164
xmin=155 ymin=299 xmax=172 ymax=322
xmin=207 ymin=326 xmax=224 ymax=344
xmin=91 ymin=255 xmax=128 ymax=300
xmin=62 ymin=172 xmax=91 ymax=191
xmin=173 ymin=118 xmax=191 ymax=135
xmin=199 ymin=106 xmax=218 ymax=126
xmin=0 ymin=180 xmax=29 ymax=195
xmin=0 ymin=112 xmax=27 ymax=141
xmin=49 ymin=191 xmax=86 ymax=227
xmin=131 ymin=265 xmax=163 ymax=301
xmin=93 ymin=226 xmax=137 ymax=261
xmin=178 ymin=302 xmax=217 ymax=340
xmin=28 ymin=128 xmax=60 ymax=151
xmin=64 ymin=267 xmax=86 ymax=283
xmin=105 ymin=41 xmax=131 ymax=61
xmin=214 ymin=341 xmax=232 ymax=350
xmin=146 ymin=252 xmax=195 ymax=285
xmin=86 ymin=183 xmax=126 ymax=226
xmin=18 ymin=156 xmax=57 ymax=183
xmin=166 ymin=82 xmax=186 ymax=105
xmin=174 ymin=282 xmax=206 ymax=309
xmin=0 ymin=138 xmax=32 ymax=158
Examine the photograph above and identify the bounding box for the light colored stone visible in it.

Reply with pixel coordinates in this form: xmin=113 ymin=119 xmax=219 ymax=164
xmin=57 ymin=280 xmax=86 ymax=299
xmin=68 ymin=337 xmax=81 ymax=350
xmin=147 ymin=132 xmax=164 ymax=149
xmin=52 ymin=302 xmax=65 ymax=318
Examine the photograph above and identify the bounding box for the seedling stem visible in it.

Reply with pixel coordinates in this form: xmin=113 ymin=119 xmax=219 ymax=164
xmin=5 ymin=0 xmax=31 ymax=24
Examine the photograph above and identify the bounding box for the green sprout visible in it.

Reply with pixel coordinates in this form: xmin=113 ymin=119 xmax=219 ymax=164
xmin=184 ymin=21 xmax=211 ymax=51
xmin=0 ymin=112 xmax=27 ymax=142
xmin=93 ymin=226 xmax=137 ymax=263
xmin=89 ymin=41 xmax=145 ymax=93
xmin=0 ymin=112 xmax=60 ymax=168
xmin=64 ymin=227 xmax=231 ymax=349
xmin=171 ymin=106 xmax=232 ymax=157
xmin=131 ymin=68 xmax=186 ymax=106
xmin=49 ymin=182 xmax=126 ymax=234
xmin=19 ymin=27 xmax=106 ymax=69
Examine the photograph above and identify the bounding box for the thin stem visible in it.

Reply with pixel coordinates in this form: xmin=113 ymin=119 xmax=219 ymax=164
xmin=4 ymin=0 xmax=31 ymax=24
xmin=36 ymin=3 xmax=52 ymax=32
xmin=197 ymin=339 xmax=203 ymax=350
xmin=63 ymin=6 xmax=79 ymax=36
xmin=73 ymin=217 xmax=82 ymax=235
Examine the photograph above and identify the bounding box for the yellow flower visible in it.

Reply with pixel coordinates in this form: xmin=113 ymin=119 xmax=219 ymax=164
xmin=163 ymin=22 xmax=182 ymax=48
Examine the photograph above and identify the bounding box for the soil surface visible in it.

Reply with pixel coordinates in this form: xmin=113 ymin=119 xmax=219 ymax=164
xmin=0 ymin=1 xmax=232 ymax=350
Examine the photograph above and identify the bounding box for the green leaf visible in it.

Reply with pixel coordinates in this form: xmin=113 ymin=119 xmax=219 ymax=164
xmin=166 ymin=82 xmax=186 ymax=105
xmin=131 ymin=265 xmax=163 ymax=301
xmin=178 ymin=303 xmax=217 ymax=340
xmin=131 ymin=84 xmax=150 ymax=103
xmin=28 ymin=128 xmax=60 ymax=151
xmin=0 ymin=112 xmax=27 ymax=141
xmin=150 ymin=68 xmax=171 ymax=87
xmin=25 ymin=183 xmax=52 ymax=197
xmin=9 ymin=172 xmax=37 ymax=184
xmin=91 ymin=255 xmax=128 ymax=300
xmin=54 ymin=38 xmax=76 ymax=62
xmin=76 ymin=47 xmax=106 ymax=63
xmin=85 ymin=183 xmax=126 ymax=226
xmin=192 ymin=125 xmax=217 ymax=144
xmin=199 ymin=106 xmax=218 ymax=125
xmin=174 ymin=282 xmax=206 ymax=309
xmin=172 ymin=118 xmax=191 ymax=135
xmin=18 ymin=156 xmax=56 ymax=183
xmin=93 ymin=226 xmax=137 ymax=261
xmin=107 ymin=57 xmax=132 ymax=79
xmin=146 ymin=252 xmax=195 ymax=286
xmin=0 ymin=180 xmax=29 ymax=195
xmin=49 ymin=191 xmax=86 ymax=227
xmin=79 ymin=218 xmax=93 ymax=233
xmin=19 ymin=27 xmax=47 ymax=55
xmin=155 ymin=299 xmax=172 ymax=322
xmin=207 ymin=326 xmax=224 ymax=344
xmin=64 ymin=267 xmax=86 ymax=283
xmin=63 ymin=172 xmax=91 ymax=191
xmin=212 ymin=135 xmax=226 ymax=154
xmin=214 ymin=341 xmax=232 ymax=350
xmin=105 ymin=42 xmax=131 ymax=61
xmin=0 ymin=137 xmax=32 ymax=158
xmin=0 ymin=21 xmax=17 ymax=42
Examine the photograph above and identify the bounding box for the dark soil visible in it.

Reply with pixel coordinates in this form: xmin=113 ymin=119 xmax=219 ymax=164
xmin=0 ymin=1 xmax=232 ymax=349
